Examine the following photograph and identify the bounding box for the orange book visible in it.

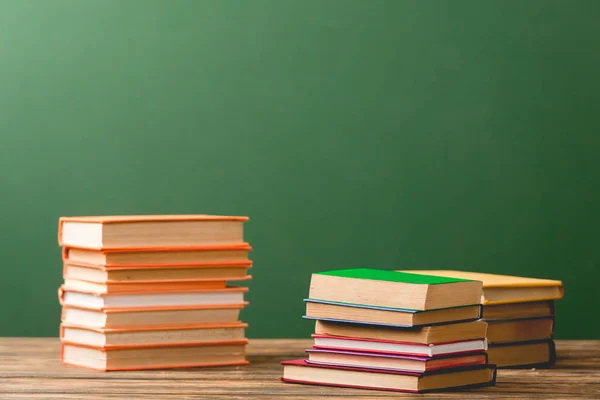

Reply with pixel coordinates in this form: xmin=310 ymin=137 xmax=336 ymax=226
xmin=58 ymin=215 xmax=249 ymax=250
xmin=60 ymin=322 xmax=247 ymax=348
xmin=61 ymin=339 xmax=249 ymax=371
xmin=62 ymin=245 xmax=252 ymax=268
xmin=61 ymin=278 xmax=232 ymax=294
xmin=398 ymin=270 xmax=563 ymax=305
xmin=61 ymin=303 xmax=247 ymax=328
xmin=59 ymin=285 xmax=248 ymax=310
xmin=61 ymin=245 xmax=252 ymax=284
xmin=63 ymin=263 xmax=252 ymax=284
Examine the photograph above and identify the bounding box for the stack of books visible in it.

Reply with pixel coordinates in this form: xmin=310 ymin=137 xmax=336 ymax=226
xmin=282 ymin=269 xmax=497 ymax=393
xmin=401 ymin=270 xmax=563 ymax=368
xmin=56 ymin=215 xmax=252 ymax=371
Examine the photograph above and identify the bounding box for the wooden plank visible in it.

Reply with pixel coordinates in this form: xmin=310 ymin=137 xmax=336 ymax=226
xmin=0 ymin=375 xmax=597 ymax=396
xmin=0 ymin=339 xmax=597 ymax=399
xmin=1 ymin=395 xmax=599 ymax=400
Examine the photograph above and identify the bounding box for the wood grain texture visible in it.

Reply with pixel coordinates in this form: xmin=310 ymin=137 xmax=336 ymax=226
xmin=0 ymin=339 xmax=597 ymax=399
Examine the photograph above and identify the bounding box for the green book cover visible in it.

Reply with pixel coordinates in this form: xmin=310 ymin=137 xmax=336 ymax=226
xmin=314 ymin=268 xmax=473 ymax=285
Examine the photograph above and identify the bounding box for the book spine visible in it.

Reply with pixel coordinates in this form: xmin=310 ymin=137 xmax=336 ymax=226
xmin=548 ymin=339 xmax=557 ymax=367
xmin=550 ymin=301 xmax=557 ymax=337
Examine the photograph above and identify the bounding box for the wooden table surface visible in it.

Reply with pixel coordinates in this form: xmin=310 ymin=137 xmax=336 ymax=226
xmin=0 ymin=338 xmax=597 ymax=399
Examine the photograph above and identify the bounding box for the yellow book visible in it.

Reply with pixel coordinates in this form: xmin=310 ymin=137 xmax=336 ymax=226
xmin=398 ymin=270 xmax=563 ymax=305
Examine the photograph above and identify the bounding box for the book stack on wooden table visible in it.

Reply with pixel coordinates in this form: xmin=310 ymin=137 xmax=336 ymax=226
xmin=56 ymin=215 xmax=252 ymax=371
xmin=401 ymin=271 xmax=564 ymax=368
xmin=281 ymin=268 xmax=497 ymax=393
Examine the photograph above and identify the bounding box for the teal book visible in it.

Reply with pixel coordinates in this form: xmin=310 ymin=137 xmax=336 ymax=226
xmin=308 ymin=268 xmax=482 ymax=311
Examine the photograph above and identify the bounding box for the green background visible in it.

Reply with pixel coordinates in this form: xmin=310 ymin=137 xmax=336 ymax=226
xmin=1 ymin=0 xmax=599 ymax=339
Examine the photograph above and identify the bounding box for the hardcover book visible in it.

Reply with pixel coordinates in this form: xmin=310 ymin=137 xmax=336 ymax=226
xmin=60 ymin=322 xmax=247 ymax=348
xmin=305 ymin=348 xmax=488 ymax=373
xmin=482 ymin=300 xmax=554 ymax=320
xmin=313 ymin=320 xmax=488 ymax=345
xmin=281 ymin=359 xmax=496 ymax=393
xmin=61 ymin=303 xmax=247 ymax=328
xmin=304 ymin=299 xmax=481 ymax=327
xmin=63 ymin=263 xmax=252 ymax=284
xmin=62 ymin=340 xmax=249 ymax=371
xmin=487 ymin=339 xmax=556 ymax=368
xmin=486 ymin=316 xmax=554 ymax=344
xmin=398 ymin=270 xmax=563 ymax=305
xmin=59 ymin=285 xmax=248 ymax=309
xmin=62 ymin=245 xmax=252 ymax=267
xmin=309 ymin=268 xmax=482 ymax=311
xmin=58 ymin=215 xmax=249 ymax=250
xmin=311 ymin=334 xmax=488 ymax=357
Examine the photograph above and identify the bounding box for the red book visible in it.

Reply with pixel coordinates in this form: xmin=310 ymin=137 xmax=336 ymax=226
xmin=281 ymin=359 xmax=496 ymax=393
